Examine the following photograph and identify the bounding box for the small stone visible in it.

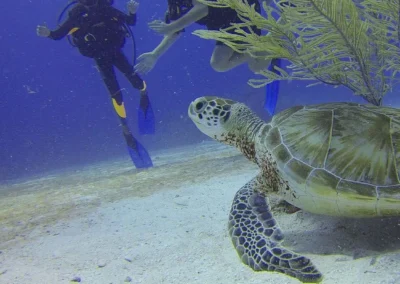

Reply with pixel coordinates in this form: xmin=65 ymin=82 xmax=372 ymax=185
xmin=124 ymin=257 xmax=132 ymax=263
xmin=0 ymin=270 xmax=7 ymax=275
xmin=71 ymin=276 xmax=81 ymax=282
xmin=98 ymin=261 xmax=107 ymax=268
xmin=124 ymin=276 xmax=132 ymax=282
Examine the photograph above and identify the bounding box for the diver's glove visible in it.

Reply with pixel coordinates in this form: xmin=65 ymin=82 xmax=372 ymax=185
xmin=127 ymin=0 xmax=139 ymax=14
xmin=36 ymin=24 xmax=50 ymax=37
xmin=134 ymin=52 xmax=158 ymax=75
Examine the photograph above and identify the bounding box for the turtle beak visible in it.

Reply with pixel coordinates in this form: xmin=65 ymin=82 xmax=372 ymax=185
xmin=188 ymin=102 xmax=196 ymax=117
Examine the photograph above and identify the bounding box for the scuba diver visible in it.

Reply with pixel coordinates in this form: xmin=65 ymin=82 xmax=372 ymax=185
xmin=134 ymin=0 xmax=268 ymax=75
xmin=36 ymin=0 xmax=155 ymax=169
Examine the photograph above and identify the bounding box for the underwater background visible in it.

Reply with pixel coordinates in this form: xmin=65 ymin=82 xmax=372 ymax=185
xmin=3 ymin=1 xmax=400 ymax=284
xmin=0 ymin=0 xmax=399 ymax=183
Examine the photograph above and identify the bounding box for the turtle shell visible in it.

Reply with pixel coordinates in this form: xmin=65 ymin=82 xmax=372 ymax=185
xmin=261 ymin=102 xmax=400 ymax=217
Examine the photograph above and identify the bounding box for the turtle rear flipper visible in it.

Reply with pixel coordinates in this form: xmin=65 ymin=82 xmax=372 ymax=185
xmin=229 ymin=177 xmax=322 ymax=283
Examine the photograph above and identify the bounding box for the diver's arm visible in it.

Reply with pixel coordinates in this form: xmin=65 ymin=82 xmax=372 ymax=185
xmin=125 ymin=12 xmax=137 ymax=26
xmin=167 ymin=0 xmax=208 ymax=33
xmin=48 ymin=17 xmax=76 ymax=40
xmin=153 ymin=33 xmax=181 ymax=58
xmin=110 ymin=7 xmax=137 ymax=26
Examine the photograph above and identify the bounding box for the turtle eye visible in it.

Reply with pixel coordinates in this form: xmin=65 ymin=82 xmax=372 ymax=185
xmin=195 ymin=101 xmax=204 ymax=111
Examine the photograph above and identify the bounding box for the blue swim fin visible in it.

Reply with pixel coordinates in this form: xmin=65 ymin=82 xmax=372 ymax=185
xmin=119 ymin=117 xmax=153 ymax=169
xmin=264 ymin=58 xmax=282 ymax=116
xmin=138 ymin=92 xmax=155 ymax=135
xmin=127 ymin=138 xmax=153 ymax=169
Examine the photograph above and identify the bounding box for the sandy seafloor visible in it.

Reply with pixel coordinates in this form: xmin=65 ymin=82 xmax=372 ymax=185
xmin=1 ymin=141 xmax=400 ymax=284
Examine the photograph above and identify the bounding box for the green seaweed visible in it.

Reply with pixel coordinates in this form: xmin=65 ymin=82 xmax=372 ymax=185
xmin=193 ymin=0 xmax=400 ymax=105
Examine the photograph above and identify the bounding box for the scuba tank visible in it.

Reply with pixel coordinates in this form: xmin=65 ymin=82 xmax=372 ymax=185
xmin=57 ymin=0 xmax=137 ymax=65
xmin=58 ymin=0 xmax=114 ymax=24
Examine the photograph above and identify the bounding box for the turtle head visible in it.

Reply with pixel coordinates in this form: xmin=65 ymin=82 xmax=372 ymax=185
xmin=188 ymin=96 xmax=236 ymax=142
xmin=188 ymin=96 xmax=264 ymax=162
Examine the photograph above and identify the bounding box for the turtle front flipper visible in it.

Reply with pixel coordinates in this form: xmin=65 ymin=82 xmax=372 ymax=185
xmin=229 ymin=176 xmax=322 ymax=283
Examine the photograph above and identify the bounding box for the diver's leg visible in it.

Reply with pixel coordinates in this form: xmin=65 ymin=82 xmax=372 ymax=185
xmin=94 ymin=56 xmax=153 ymax=167
xmin=247 ymin=56 xmax=271 ymax=73
xmin=113 ymin=50 xmax=146 ymax=92
xmin=208 ymin=0 xmax=270 ymax=73
xmin=94 ymin=56 xmax=126 ymax=117
xmin=95 ymin=56 xmax=123 ymax=101
xmin=113 ymin=50 xmax=155 ymax=135
xmin=210 ymin=42 xmax=268 ymax=72
xmin=210 ymin=43 xmax=249 ymax=72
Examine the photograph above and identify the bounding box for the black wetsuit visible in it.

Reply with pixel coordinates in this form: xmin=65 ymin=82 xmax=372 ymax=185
xmin=49 ymin=3 xmax=145 ymax=104
xmin=165 ymin=0 xmax=261 ymax=45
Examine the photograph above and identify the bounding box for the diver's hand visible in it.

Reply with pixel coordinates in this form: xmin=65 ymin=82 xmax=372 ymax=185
xmin=36 ymin=24 xmax=50 ymax=37
xmin=134 ymin=52 xmax=158 ymax=74
xmin=148 ymin=20 xmax=174 ymax=36
xmin=127 ymin=0 xmax=139 ymax=14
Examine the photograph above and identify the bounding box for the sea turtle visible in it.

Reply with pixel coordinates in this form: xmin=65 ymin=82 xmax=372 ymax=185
xmin=187 ymin=96 xmax=400 ymax=283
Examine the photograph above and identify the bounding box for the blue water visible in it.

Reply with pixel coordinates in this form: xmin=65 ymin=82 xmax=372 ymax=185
xmin=0 ymin=0 xmax=398 ymax=182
